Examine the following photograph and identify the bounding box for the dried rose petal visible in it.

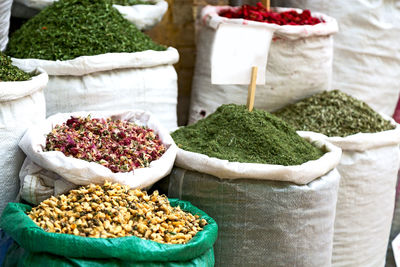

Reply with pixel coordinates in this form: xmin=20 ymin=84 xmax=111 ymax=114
xmin=45 ymin=116 xmax=166 ymax=173
xmin=219 ymin=3 xmax=324 ymax=26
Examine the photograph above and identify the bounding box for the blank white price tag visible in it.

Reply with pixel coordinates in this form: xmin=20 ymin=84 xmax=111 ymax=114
xmin=393 ymin=233 xmax=400 ymax=266
xmin=211 ymin=23 xmax=275 ymax=85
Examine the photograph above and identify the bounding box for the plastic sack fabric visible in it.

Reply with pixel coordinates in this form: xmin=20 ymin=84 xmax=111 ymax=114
xmin=12 ymin=0 xmax=168 ymax=30
xmin=169 ymin=132 xmax=342 ymax=266
xmin=188 ymin=6 xmax=338 ymax=124
xmin=0 ymin=230 xmax=13 ymax=266
xmin=297 ymin=115 xmax=400 ymax=267
xmin=0 ymin=200 xmax=218 ymax=267
xmin=0 ymin=0 xmax=12 ymax=51
xmin=386 ymin=171 xmax=400 ymax=267
xmin=0 ymin=69 xmax=48 ymax=214
xmin=274 ymin=0 xmax=400 ymax=116
xmin=18 ymin=110 xmax=177 ymax=205
xmin=12 ymin=47 xmax=179 ymax=131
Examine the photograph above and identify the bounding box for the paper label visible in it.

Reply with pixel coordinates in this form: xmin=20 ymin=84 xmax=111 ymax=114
xmin=211 ymin=23 xmax=275 ymax=85
xmin=393 ymin=233 xmax=400 ymax=266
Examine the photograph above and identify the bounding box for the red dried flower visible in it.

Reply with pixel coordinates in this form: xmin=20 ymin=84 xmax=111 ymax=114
xmin=219 ymin=2 xmax=324 ymax=26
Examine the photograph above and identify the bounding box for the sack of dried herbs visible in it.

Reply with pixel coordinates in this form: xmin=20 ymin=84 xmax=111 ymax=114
xmin=168 ymin=104 xmax=342 ymax=266
xmin=0 ymin=188 xmax=218 ymax=266
xmin=12 ymin=0 xmax=167 ymax=30
xmin=275 ymin=0 xmax=400 ymax=116
xmin=17 ymin=110 xmax=177 ymax=205
xmin=274 ymin=90 xmax=400 ymax=267
xmin=0 ymin=63 xmax=48 ymax=214
xmin=188 ymin=5 xmax=338 ymax=124
xmin=8 ymin=0 xmax=179 ymax=130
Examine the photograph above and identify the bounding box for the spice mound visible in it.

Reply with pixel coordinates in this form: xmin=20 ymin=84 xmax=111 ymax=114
xmin=171 ymin=104 xmax=324 ymax=166
xmin=45 ymin=116 xmax=166 ymax=173
xmin=0 ymin=52 xmax=32 ymax=82
xmin=219 ymin=2 xmax=323 ymax=26
xmin=274 ymin=90 xmax=395 ymax=137
xmin=6 ymin=0 xmax=165 ymax=61
xmin=28 ymin=182 xmax=207 ymax=243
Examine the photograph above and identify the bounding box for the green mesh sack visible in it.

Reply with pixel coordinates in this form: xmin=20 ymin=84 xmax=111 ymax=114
xmin=0 ymin=199 xmax=217 ymax=267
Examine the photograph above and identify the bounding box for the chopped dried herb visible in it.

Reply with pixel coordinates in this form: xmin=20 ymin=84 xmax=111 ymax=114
xmin=6 ymin=0 xmax=165 ymax=61
xmin=45 ymin=116 xmax=166 ymax=173
xmin=0 ymin=52 xmax=33 ymax=82
xmin=113 ymin=0 xmax=152 ymax=5
xmin=274 ymin=90 xmax=395 ymax=137
xmin=172 ymin=104 xmax=324 ymax=166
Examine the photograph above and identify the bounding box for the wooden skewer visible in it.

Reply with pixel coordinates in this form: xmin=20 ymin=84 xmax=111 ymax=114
xmin=262 ymin=0 xmax=270 ymax=11
xmin=246 ymin=66 xmax=258 ymax=112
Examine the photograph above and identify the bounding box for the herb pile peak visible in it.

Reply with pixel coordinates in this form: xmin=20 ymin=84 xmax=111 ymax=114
xmin=6 ymin=0 xmax=165 ymax=61
xmin=172 ymin=104 xmax=324 ymax=166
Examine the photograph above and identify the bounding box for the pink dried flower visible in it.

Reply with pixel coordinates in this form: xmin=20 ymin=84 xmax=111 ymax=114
xmin=45 ymin=116 xmax=166 ymax=173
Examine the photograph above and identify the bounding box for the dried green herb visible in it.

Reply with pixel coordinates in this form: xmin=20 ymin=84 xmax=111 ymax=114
xmin=112 ymin=0 xmax=152 ymax=5
xmin=6 ymin=0 xmax=165 ymax=61
xmin=172 ymin=104 xmax=324 ymax=166
xmin=274 ymin=90 xmax=395 ymax=137
xmin=0 ymin=52 xmax=33 ymax=82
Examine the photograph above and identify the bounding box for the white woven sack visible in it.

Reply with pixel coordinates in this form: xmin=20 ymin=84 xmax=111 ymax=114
xmin=273 ymin=0 xmax=400 ymax=116
xmin=12 ymin=47 xmax=179 ymax=131
xmin=113 ymin=0 xmax=168 ymax=31
xmin=18 ymin=110 xmax=177 ymax=205
xmin=0 ymin=0 xmax=12 ymax=51
xmin=170 ymin=131 xmax=342 ymax=266
xmin=0 ymin=69 xmax=48 ymax=214
xmin=298 ymin=115 xmax=400 ymax=267
xmin=386 ymin=172 xmax=400 ymax=267
xmin=188 ymin=6 xmax=338 ymax=124
xmin=12 ymin=0 xmax=167 ymax=30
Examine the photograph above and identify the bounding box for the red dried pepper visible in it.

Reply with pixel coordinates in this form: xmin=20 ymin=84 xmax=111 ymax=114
xmin=219 ymin=2 xmax=323 ymax=26
xmin=45 ymin=116 xmax=166 ymax=173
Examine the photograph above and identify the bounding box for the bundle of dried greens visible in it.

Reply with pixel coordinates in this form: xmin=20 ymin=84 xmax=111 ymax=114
xmin=28 ymin=181 xmax=207 ymax=243
xmin=0 ymin=52 xmax=32 ymax=82
xmin=6 ymin=0 xmax=165 ymax=61
xmin=274 ymin=90 xmax=395 ymax=137
xmin=172 ymin=104 xmax=324 ymax=166
xmin=45 ymin=116 xmax=166 ymax=173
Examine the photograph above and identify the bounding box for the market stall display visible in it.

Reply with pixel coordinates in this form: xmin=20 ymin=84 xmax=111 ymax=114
xmin=7 ymin=0 xmax=179 ymax=130
xmin=273 ymin=0 xmax=400 ymax=116
xmin=1 ymin=0 xmax=399 ymax=265
xmin=12 ymin=0 xmax=168 ymax=30
xmin=274 ymin=90 xmax=400 ymax=267
xmin=188 ymin=4 xmax=338 ymax=124
xmin=169 ymin=104 xmax=342 ymax=266
xmin=1 ymin=182 xmax=218 ymax=266
xmin=0 ymin=52 xmax=48 ymax=214
xmin=18 ymin=110 xmax=177 ymax=205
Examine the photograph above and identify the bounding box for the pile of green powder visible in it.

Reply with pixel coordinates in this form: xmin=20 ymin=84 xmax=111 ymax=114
xmin=0 ymin=52 xmax=32 ymax=82
xmin=172 ymin=104 xmax=325 ymax=166
xmin=273 ymin=90 xmax=395 ymax=137
xmin=113 ymin=0 xmax=151 ymax=5
xmin=6 ymin=0 xmax=165 ymax=61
